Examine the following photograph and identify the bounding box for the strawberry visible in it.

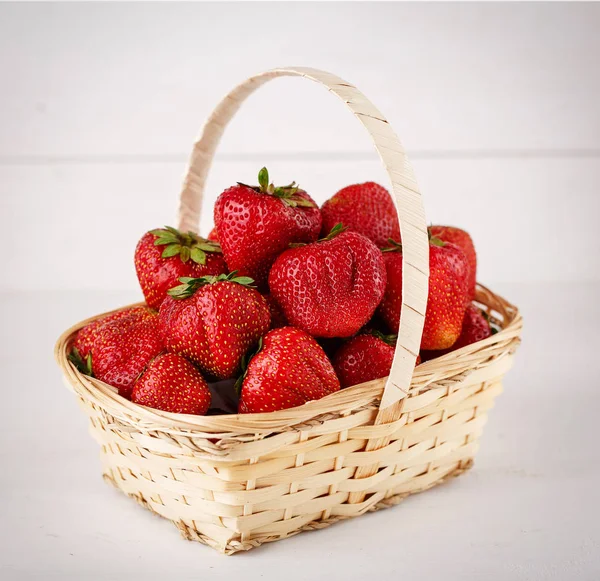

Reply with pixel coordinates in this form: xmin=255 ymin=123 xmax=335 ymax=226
xmin=134 ymin=226 xmax=227 ymax=310
xmin=159 ymin=272 xmax=271 ymax=380
xmin=264 ymin=294 xmax=288 ymax=329
xmin=69 ymin=307 xmax=163 ymax=398
xmin=131 ymin=353 xmax=211 ymax=415
xmin=268 ymin=225 xmax=387 ymax=338
xmin=430 ymin=225 xmax=477 ymax=299
xmin=207 ymin=227 xmax=219 ymax=242
xmin=421 ymin=304 xmax=492 ymax=360
xmin=320 ymin=182 xmax=400 ymax=247
xmin=238 ymin=327 xmax=340 ymax=413
xmin=333 ymin=331 xmax=421 ymax=388
xmin=72 ymin=306 xmax=148 ymax=361
xmin=214 ymin=167 xmax=321 ymax=289
xmin=378 ymin=236 xmax=470 ymax=350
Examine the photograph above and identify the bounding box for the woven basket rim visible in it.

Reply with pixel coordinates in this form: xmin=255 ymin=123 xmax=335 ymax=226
xmin=55 ymin=283 xmax=522 ymax=436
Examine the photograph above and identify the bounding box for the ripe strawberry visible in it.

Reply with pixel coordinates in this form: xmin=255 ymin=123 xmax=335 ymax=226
xmin=332 ymin=331 xmax=421 ymax=388
xmin=264 ymin=294 xmax=288 ymax=329
xmin=72 ymin=306 xmax=148 ymax=361
xmin=238 ymin=327 xmax=340 ymax=413
xmin=320 ymin=182 xmax=400 ymax=247
xmin=268 ymin=225 xmax=387 ymax=338
xmin=430 ymin=225 xmax=476 ymax=298
xmin=159 ymin=272 xmax=270 ymax=380
xmin=378 ymin=236 xmax=470 ymax=350
xmin=421 ymin=304 xmax=492 ymax=360
xmin=135 ymin=226 xmax=227 ymax=310
xmin=207 ymin=227 xmax=219 ymax=242
xmin=131 ymin=353 xmax=211 ymax=415
xmin=214 ymin=167 xmax=321 ymax=289
xmin=69 ymin=307 xmax=163 ymax=398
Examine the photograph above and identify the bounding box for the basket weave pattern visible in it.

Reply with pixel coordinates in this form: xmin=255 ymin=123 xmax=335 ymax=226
xmin=55 ymin=68 xmax=522 ymax=554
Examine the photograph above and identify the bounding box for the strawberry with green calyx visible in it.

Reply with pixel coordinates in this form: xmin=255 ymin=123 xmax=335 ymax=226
xmin=378 ymin=232 xmax=470 ymax=350
xmin=320 ymin=181 xmax=400 ymax=248
xmin=430 ymin=225 xmax=477 ymax=299
xmin=135 ymin=226 xmax=227 ymax=310
xmin=69 ymin=306 xmax=163 ymax=398
xmin=421 ymin=304 xmax=493 ymax=361
xmin=268 ymin=225 xmax=387 ymax=338
xmin=159 ymin=271 xmax=270 ymax=380
xmin=238 ymin=327 xmax=340 ymax=414
xmin=214 ymin=167 xmax=321 ymax=289
xmin=131 ymin=353 xmax=211 ymax=415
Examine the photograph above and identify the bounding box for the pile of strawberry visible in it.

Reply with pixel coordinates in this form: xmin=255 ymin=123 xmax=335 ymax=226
xmin=70 ymin=168 xmax=496 ymax=416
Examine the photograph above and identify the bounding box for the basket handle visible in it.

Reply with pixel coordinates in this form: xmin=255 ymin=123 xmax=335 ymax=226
xmin=177 ymin=67 xmax=429 ymax=421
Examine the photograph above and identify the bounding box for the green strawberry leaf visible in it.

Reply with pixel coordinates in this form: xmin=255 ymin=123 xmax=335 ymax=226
xmin=161 ymin=244 xmax=182 ymax=258
xmin=368 ymin=330 xmax=398 ymax=346
xmin=154 ymin=237 xmax=177 ymax=246
xmin=319 ymin=222 xmax=347 ymax=242
xmin=167 ymin=271 xmax=256 ymax=299
xmin=230 ymin=276 xmax=255 ymax=286
xmin=190 ymin=247 xmax=207 ymax=265
xmin=180 ymin=246 xmax=191 ymax=263
xmin=291 ymin=197 xmax=316 ymax=208
xmin=68 ymin=347 xmax=94 ymax=377
xmin=382 ymin=238 xmax=402 ymax=253
xmin=234 ymin=336 xmax=263 ymax=394
xmin=167 ymin=283 xmax=192 ymax=298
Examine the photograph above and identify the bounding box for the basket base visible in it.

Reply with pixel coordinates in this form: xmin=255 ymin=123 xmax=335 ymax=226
xmin=102 ymin=458 xmax=474 ymax=555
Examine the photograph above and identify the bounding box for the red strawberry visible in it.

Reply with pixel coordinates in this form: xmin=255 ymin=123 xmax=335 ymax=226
xmin=159 ymin=272 xmax=270 ymax=380
xmin=421 ymin=304 xmax=492 ymax=360
xmin=214 ymin=167 xmax=321 ymax=289
xmin=135 ymin=226 xmax=227 ymax=310
xmin=333 ymin=332 xmax=396 ymax=388
xmin=430 ymin=225 xmax=476 ymax=299
xmin=264 ymin=294 xmax=288 ymax=329
xmin=268 ymin=226 xmax=387 ymax=338
xmin=207 ymin=227 xmax=219 ymax=242
xmin=69 ymin=307 xmax=163 ymax=398
xmin=378 ymin=236 xmax=470 ymax=350
xmin=131 ymin=353 xmax=211 ymax=415
xmin=72 ymin=306 xmax=148 ymax=361
xmin=238 ymin=327 xmax=340 ymax=413
xmin=333 ymin=331 xmax=421 ymax=388
xmin=320 ymin=182 xmax=400 ymax=247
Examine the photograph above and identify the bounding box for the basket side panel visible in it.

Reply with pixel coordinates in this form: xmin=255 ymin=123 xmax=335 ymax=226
xmin=86 ymin=367 xmax=507 ymax=553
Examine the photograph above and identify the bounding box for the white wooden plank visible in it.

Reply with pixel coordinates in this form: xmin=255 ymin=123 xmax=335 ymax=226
xmin=0 ymin=3 xmax=598 ymax=157
xmin=1 ymin=157 xmax=598 ymax=290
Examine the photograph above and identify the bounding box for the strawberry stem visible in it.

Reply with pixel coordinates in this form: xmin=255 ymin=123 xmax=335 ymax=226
xmin=237 ymin=168 xmax=316 ymax=209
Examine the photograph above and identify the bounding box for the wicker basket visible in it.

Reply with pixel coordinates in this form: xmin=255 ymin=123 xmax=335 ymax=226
xmin=55 ymin=67 xmax=522 ymax=554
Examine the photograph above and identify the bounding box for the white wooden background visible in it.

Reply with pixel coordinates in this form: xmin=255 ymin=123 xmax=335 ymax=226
xmin=1 ymin=3 xmax=599 ymax=291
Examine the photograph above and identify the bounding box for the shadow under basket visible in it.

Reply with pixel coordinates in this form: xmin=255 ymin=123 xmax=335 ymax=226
xmin=55 ymin=67 xmax=522 ymax=554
